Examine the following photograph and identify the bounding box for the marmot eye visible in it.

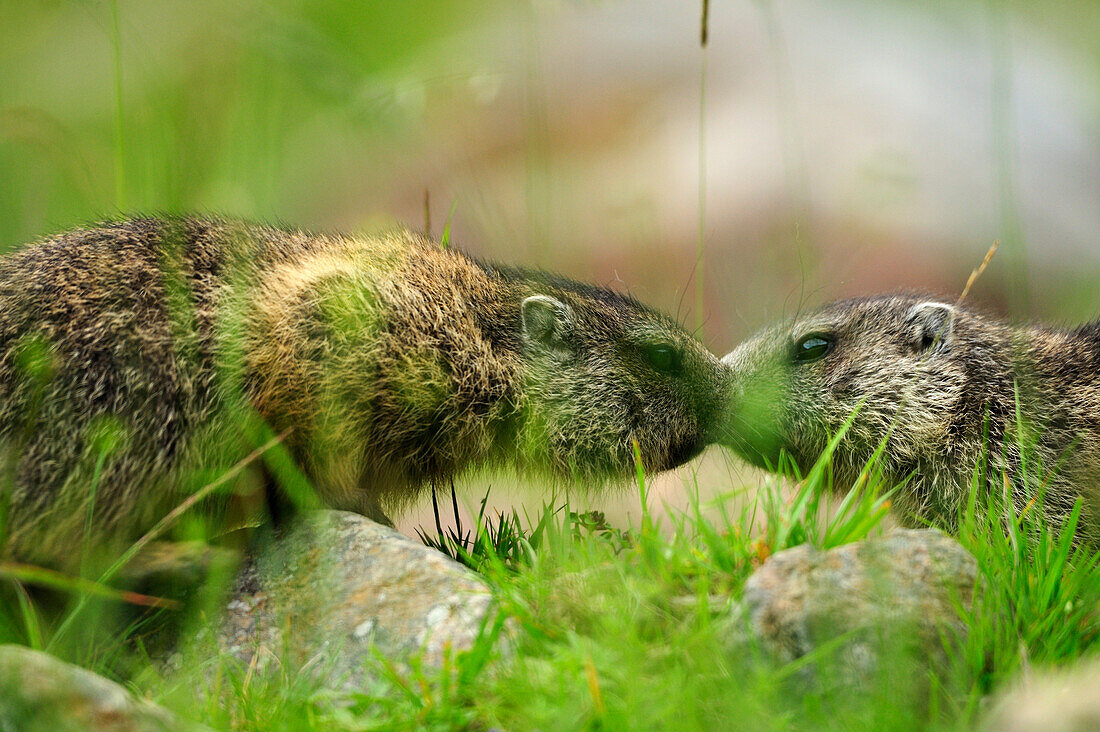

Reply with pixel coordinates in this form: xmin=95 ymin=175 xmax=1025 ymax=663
xmin=792 ymin=333 xmax=833 ymax=364
xmin=643 ymin=342 xmax=682 ymax=374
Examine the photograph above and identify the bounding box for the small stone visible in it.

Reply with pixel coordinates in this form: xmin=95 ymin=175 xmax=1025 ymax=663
xmin=733 ymin=528 xmax=978 ymax=701
xmin=0 ymin=645 xmax=209 ymax=732
xmin=983 ymin=660 xmax=1100 ymax=731
xmin=212 ymin=510 xmax=507 ymax=691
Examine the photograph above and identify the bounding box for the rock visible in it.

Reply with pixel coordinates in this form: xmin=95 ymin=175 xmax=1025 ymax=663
xmin=0 ymin=644 xmax=208 ymax=732
xmin=983 ymin=660 xmax=1100 ymax=732
xmin=735 ymin=528 xmax=978 ymax=696
xmin=213 ymin=510 xmax=503 ymax=691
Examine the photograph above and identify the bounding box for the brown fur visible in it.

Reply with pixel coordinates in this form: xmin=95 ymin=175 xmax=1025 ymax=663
xmin=0 ymin=217 xmax=729 ymax=567
xmin=720 ymin=294 xmax=1100 ymax=542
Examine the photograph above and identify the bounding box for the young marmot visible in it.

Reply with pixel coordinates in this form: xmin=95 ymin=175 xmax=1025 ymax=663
xmin=720 ymin=293 xmax=1100 ymax=541
xmin=0 ymin=217 xmax=729 ymax=567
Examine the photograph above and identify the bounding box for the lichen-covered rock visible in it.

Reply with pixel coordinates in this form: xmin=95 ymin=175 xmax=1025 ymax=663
xmin=984 ymin=660 xmax=1100 ymax=732
xmin=214 ymin=510 xmax=503 ymax=690
xmin=734 ymin=528 xmax=978 ymax=696
xmin=0 ymin=645 xmax=208 ymax=732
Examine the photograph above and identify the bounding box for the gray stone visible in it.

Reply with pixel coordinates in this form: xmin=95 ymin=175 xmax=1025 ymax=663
xmin=0 ymin=644 xmax=208 ymax=732
xmin=735 ymin=528 xmax=978 ymax=694
xmin=984 ymin=660 xmax=1100 ymax=732
xmin=213 ymin=510 xmax=503 ymax=690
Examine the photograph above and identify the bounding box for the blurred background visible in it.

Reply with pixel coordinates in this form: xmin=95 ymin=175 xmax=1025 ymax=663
xmin=2 ymin=0 xmax=1098 ymax=534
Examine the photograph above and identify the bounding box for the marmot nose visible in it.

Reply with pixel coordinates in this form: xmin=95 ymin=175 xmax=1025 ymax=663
xmin=664 ymin=437 xmax=705 ymax=470
xmin=711 ymin=373 xmax=743 ymax=444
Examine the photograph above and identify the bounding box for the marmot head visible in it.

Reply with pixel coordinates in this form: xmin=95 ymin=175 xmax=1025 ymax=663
xmin=513 ymin=285 xmax=728 ymax=482
xmin=718 ymin=294 xmax=987 ymax=483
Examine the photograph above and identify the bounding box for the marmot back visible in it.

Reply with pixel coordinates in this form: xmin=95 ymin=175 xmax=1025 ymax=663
xmin=720 ymin=294 xmax=1100 ymax=542
xmin=0 ymin=217 xmax=729 ymax=566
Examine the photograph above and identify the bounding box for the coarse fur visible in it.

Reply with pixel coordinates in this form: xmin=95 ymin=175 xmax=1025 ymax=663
xmin=720 ymin=293 xmax=1100 ymax=542
xmin=0 ymin=216 xmax=728 ymax=567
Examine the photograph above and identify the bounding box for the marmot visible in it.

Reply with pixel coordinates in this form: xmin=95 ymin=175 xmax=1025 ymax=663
xmin=0 ymin=216 xmax=729 ymax=567
xmin=719 ymin=293 xmax=1100 ymax=541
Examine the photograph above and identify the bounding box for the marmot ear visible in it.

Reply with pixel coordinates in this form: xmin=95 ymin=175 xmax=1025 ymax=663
xmin=906 ymin=301 xmax=955 ymax=353
xmin=521 ymin=295 xmax=574 ymax=352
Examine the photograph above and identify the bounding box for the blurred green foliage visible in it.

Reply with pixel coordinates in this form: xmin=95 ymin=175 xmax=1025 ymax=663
xmin=0 ymin=0 xmax=497 ymax=248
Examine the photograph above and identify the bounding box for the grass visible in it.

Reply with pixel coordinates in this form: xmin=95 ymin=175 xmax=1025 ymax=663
xmin=415 ymin=447 xmax=1100 ymax=732
xmin=2 ymin=430 xmax=1094 ymax=731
